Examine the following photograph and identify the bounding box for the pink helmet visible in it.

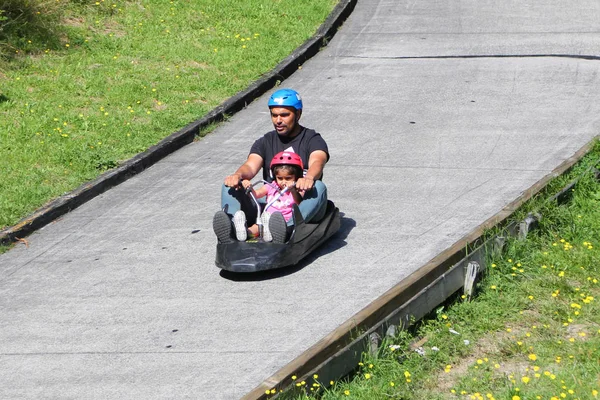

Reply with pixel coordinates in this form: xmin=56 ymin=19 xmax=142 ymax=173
xmin=270 ymin=151 xmax=304 ymax=170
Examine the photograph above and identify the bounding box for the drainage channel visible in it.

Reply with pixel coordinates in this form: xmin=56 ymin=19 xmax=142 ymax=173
xmin=243 ymin=136 xmax=600 ymax=400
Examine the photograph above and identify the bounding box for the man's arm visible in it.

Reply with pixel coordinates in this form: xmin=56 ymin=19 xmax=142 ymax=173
xmin=224 ymin=153 xmax=264 ymax=188
xmin=296 ymin=150 xmax=327 ymax=191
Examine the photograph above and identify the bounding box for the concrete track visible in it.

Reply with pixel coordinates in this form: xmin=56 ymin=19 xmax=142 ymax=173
xmin=1 ymin=0 xmax=599 ymax=398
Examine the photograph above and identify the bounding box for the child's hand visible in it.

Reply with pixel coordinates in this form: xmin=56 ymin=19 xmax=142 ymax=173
xmin=241 ymin=180 xmax=252 ymax=190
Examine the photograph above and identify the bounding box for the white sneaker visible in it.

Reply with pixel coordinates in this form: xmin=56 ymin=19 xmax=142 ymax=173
xmin=261 ymin=212 xmax=272 ymax=242
xmin=232 ymin=211 xmax=247 ymax=241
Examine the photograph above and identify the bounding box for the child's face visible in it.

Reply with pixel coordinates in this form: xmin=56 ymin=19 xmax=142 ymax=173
xmin=274 ymin=170 xmax=297 ymax=189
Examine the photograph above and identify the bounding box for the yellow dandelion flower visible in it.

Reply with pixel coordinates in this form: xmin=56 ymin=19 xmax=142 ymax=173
xmin=344 ymin=390 xmax=350 ymax=396
xmin=522 ymin=376 xmax=530 ymax=384
xmin=364 ymin=373 xmax=371 ymax=379
xmin=528 ymin=354 xmax=537 ymax=361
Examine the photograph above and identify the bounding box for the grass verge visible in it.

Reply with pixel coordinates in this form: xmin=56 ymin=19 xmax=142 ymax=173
xmin=276 ymin=140 xmax=600 ymax=400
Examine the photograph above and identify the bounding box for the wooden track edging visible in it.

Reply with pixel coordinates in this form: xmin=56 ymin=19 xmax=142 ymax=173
xmin=243 ymin=136 xmax=599 ymax=400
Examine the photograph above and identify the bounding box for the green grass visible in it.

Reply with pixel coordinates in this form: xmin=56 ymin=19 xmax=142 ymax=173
xmin=0 ymin=0 xmax=337 ymax=229
xmin=279 ymin=142 xmax=600 ymax=400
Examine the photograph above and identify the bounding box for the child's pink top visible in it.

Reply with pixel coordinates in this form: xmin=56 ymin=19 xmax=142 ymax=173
xmin=265 ymin=184 xmax=297 ymax=222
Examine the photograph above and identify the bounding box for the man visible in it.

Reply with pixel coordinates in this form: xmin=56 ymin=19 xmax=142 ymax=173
xmin=213 ymin=88 xmax=329 ymax=244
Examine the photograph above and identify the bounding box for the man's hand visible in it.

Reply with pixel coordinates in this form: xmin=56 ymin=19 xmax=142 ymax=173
xmin=224 ymin=155 xmax=263 ymax=189
xmin=295 ymin=176 xmax=315 ymax=192
xmin=224 ymin=174 xmax=243 ymax=188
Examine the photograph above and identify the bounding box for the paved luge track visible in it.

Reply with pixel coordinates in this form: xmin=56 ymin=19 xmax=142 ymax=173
xmin=1 ymin=0 xmax=600 ymax=398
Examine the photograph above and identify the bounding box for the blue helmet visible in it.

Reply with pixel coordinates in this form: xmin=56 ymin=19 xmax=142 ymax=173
xmin=268 ymin=88 xmax=303 ymax=110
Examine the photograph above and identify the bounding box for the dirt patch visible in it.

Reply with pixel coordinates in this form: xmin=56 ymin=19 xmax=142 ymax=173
xmin=153 ymin=100 xmax=167 ymax=111
xmin=566 ymin=323 xmax=591 ymax=341
xmin=430 ymin=327 xmax=536 ymax=392
xmin=186 ymin=61 xmax=209 ymax=70
xmin=63 ymin=17 xmax=85 ymax=27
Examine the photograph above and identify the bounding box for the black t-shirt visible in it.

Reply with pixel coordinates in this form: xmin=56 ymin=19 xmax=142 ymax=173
xmin=249 ymin=127 xmax=329 ymax=182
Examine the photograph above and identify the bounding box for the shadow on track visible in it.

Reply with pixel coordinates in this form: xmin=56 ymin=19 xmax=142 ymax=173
xmin=219 ymin=213 xmax=356 ymax=282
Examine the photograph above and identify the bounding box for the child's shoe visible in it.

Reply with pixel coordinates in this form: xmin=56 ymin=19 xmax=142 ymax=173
xmin=269 ymin=212 xmax=287 ymax=244
xmin=261 ymin=212 xmax=272 ymax=242
xmin=213 ymin=210 xmax=234 ymax=244
xmin=232 ymin=211 xmax=248 ymax=241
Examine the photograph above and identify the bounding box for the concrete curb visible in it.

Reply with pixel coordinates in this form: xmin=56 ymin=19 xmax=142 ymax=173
xmin=0 ymin=0 xmax=357 ymax=245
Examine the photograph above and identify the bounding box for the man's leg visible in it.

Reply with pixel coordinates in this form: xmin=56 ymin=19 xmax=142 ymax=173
xmin=221 ymin=184 xmax=260 ymax=223
xmin=296 ymin=180 xmax=328 ymax=225
xmin=215 ymin=185 xmax=261 ymax=243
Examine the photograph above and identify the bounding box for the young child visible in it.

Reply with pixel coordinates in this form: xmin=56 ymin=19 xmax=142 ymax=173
xmin=233 ymin=151 xmax=304 ymax=243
